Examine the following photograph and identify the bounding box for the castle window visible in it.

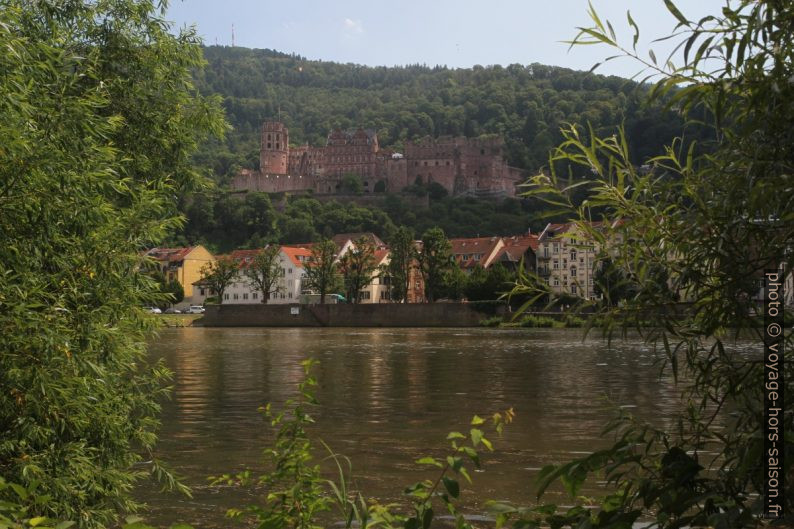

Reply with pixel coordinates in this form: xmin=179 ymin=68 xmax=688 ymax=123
xmin=481 ymin=149 xmax=485 ymax=155
xmin=276 ymin=143 xmax=280 ymax=149
xmin=435 ymin=161 xmax=439 ymax=166
xmin=423 ymin=161 xmax=427 ymax=166
xmin=415 ymin=162 xmax=418 ymax=166
xmin=268 ymin=134 xmax=271 ymax=140
xmin=446 ymin=161 xmax=450 ymax=165
xmin=267 ymin=143 xmax=271 ymax=148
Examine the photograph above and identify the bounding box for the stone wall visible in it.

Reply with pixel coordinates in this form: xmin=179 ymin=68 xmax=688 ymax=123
xmin=197 ymin=303 xmax=488 ymax=327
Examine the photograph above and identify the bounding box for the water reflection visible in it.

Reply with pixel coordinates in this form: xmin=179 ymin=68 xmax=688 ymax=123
xmin=140 ymin=327 xmax=752 ymax=528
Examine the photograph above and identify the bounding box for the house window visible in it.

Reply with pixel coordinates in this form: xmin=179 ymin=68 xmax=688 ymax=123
xmin=243 ymin=293 xmax=248 ymax=300
xmin=553 ymin=278 xmax=560 ymax=286
xmin=571 ymin=284 xmax=578 ymax=294
xmin=253 ymin=292 xmax=258 ymax=299
xmin=224 ymin=293 xmax=230 ymax=300
xmin=553 ymin=260 xmax=559 ymax=269
xmin=571 ymin=267 xmax=577 ymax=276
xmin=571 ymin=251 xmax=577 ymax=261
xmin=200 ymin=288 xmax=205 ymax=296
xmin=288 ymin=292 xmax=292 ymax=298
xmin=543 ymin=245 xmax=549 ymax=257
xmin=233 ymin=293 xmax=239 ymax=300
xmin=360 ymin=291 xmax=371 ymax=300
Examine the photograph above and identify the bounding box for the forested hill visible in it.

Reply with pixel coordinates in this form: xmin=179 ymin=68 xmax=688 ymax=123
xmin=193 ymin=45 xmax=694 ymax=181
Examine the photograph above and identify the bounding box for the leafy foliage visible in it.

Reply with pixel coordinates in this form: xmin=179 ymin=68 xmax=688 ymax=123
xmin=416 ymin=228 xmax=454 ymax=302
xmin=243 ymin=246 xmax=284 ymax=303
xmin=0 ymin=1 xmax=224 ymax=526
xmin=386 ymin=227 xmax=417 ymax=303
xmin=303 ymin=239 xmax=342 ymax=304
xmin=198 ymin=257 xmax=239 ymax=304
xmin=504 ymin=1 xmax=794 ymax=527
xmin=338 ymin=238 xmax=379 ymax=304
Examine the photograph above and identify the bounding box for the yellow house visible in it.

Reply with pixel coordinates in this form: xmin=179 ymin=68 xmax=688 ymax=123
xmin=145 ymin=245 xmax=215 ymax=301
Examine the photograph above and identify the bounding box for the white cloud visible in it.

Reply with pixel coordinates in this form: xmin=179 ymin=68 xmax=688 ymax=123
xmin=342 ymin=18 xmax=363 ymax=35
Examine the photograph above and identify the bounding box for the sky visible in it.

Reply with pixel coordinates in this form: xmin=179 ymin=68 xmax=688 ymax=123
xmin=165 ymin=0 xmax=726 ymax=79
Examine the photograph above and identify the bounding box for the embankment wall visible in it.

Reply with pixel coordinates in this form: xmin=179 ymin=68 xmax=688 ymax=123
xmin=197 ymin=303 xmax=488 ymax=327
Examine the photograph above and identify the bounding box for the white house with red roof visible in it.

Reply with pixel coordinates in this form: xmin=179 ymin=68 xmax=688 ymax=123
xmin=192 ymin=246 xmax=313 ymax=304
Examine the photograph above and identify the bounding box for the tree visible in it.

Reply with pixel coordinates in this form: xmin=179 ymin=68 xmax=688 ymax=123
xmin=164 ymin=278 xmax=185 ymax=307
xmin=464 ymin=263 xmax=513 ymax=302
xmin=592 ymin=257 xmax=632 ymax=307
xmin=505 ymin=2 xmax=794 ymax=527
xmin=387 ymin=227 xmax=417 ymax=303
xmin=338 ymin=237 xmax=378 ymax=304
xmin=200 ymin=257 xmax=239 ymax=305
xmin=341 ymin=172 xmax=363 ymax=195
xmin=0 ymin=0 xmax=224 ymax=525
xmin=303 ymin=239 xmax=341 ymax=304
xmin=416 ymin=228 xmax=453 ymax=302
xmin=243 ymin=246 xmax=284 ymax=303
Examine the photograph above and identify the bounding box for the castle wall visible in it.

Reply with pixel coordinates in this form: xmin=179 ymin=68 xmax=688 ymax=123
xmin=230 ymin=122 xmax=523 ymax=198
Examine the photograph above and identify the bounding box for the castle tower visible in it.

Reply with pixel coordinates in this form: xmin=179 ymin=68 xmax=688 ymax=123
xmin=260 ymin=121 xmax=289 ymax=174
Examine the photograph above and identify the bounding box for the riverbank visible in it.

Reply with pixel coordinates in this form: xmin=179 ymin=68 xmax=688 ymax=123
xmin=159 ymin=314 xmax=203 ymax=327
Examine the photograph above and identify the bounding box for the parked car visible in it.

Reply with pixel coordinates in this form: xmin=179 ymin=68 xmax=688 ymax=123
xmin=164 ymin=307 xmax=181 ymax=314
xmin=143 ymin=306 xmax=162 ymax=314
xmin=187 ymin=305 xmax=205 ymax=314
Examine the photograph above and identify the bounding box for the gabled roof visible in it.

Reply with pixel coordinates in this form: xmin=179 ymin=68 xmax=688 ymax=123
xmin=449 ymin=236 xmax=504 ymax=269
xmin=539 ymin=221 xmax=613 ymax=241
xmin=281 ymin=246 xmax=313 ymax=267
xmin=145 ymin=247 xmax=195 ymax=262
xmin=495 ymin=234 xmax=539 ymax=263
xmin=373 ymin=249 xmax=390 ymax=266
xmin=229 ymin=248 xmax=267 ymax=269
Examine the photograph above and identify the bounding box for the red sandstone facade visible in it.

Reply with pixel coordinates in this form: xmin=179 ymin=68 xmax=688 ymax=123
xmin=231 ymin=121 xmax=526 ymax=197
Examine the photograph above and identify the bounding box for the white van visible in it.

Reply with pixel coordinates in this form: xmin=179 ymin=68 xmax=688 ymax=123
xmin=187 ymin=305 xmax=205 ymax=314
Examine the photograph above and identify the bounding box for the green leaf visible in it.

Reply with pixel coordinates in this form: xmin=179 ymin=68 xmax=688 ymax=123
xmin=415 ymin=457 xmax=443 ymax=468
xmin=470 ymin=428 xmax=484 ymax=446
xmin=29 ymin=518 xmax=47 ymax=527
xmin=442 ymin=477 xmax=460 ymax=498
xmin=446 ymin=431 xmax=466 ymax=440
xmin=421 ymin=507 xmax=434 ymax=529
xmin=470 ymin=415 xmax=485 ymax=426
xmin=663 ymin=0 xmax=689 ymax=26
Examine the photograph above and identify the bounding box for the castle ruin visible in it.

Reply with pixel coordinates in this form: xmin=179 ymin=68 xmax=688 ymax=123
xmin=230 ymin=121 xmax=526 ymax=198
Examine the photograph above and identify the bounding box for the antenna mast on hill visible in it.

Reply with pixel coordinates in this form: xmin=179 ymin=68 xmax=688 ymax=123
xmin=231 ymin=24 xmax=235 ymax=47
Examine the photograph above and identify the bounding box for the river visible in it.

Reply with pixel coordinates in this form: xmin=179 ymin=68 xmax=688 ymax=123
xmin=138 ymin=327 xmax=732 ymax=527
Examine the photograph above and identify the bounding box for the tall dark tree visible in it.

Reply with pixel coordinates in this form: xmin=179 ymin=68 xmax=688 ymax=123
xmin=387 ymin=227 xmax=416 ymax=303
xmin=417 ymin=227 xmax=453 ymax=302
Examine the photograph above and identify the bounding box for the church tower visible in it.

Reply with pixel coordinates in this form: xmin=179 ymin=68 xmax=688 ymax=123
xmin=260 ymin=121 xmax=289 ymax=174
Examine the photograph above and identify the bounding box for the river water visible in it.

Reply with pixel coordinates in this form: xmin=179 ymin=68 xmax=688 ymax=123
xmin=139 ymin=327 xmax=737 ymax=527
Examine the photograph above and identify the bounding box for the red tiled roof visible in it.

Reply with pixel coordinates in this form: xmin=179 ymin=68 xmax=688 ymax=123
xmin=281 ymin=246 xmax=313 ymax=267
xmin=373 ymin=249 xmax=390 ymax=265
xmin=145 ymin=247 xmax=194 ymax=262
xmin=449 ymin=237 xmax=501 ymax=255
xmin=495 ymin=234 xmax=539 ymax=262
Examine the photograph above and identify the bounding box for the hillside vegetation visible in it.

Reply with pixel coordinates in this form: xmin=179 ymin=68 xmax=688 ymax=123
xmin=172 ymin=46 xmax=709 ymax=251
xmin=193 ymin=46 xmax=701 ymax=181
